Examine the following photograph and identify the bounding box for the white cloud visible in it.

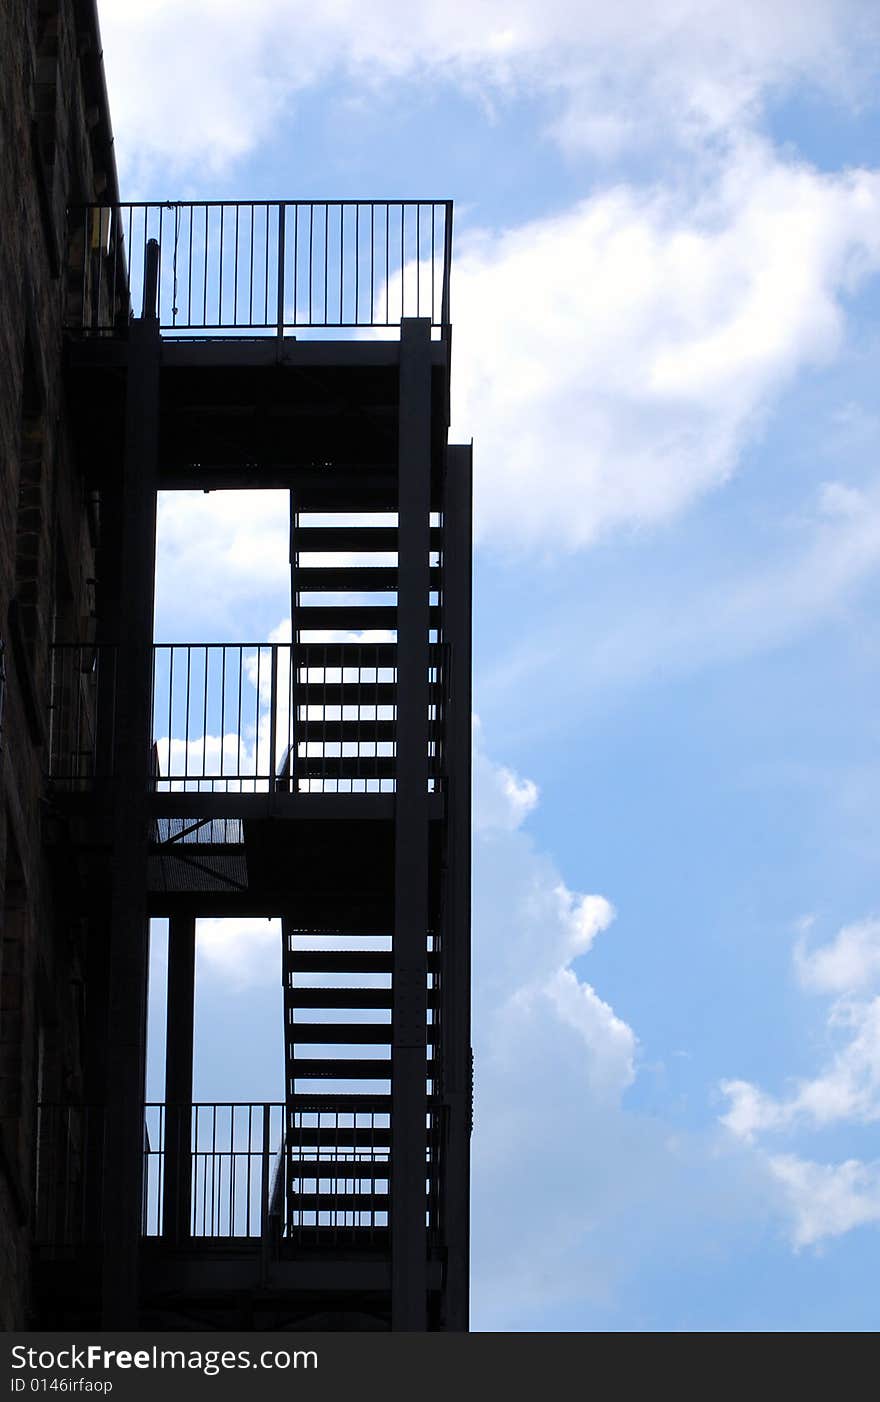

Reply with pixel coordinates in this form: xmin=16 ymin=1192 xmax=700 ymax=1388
xmin=474 ymin=721 xmax=539 ymax=831
xmin=471 ymin=736 xmax=643 ymax=1310
xmin=450 ymin=144 xmax=880 ymax=550
xmin=721 ymin=915 xmax=880 ymax=1247
xmin=150 ymin=720 xmax=779 ymax=1316
xmin=470 ymin=737 xmax=783 ymax=1321
xmin=149 ymin=156 xmax=880 ymax=579
xmin=97 ymin=0 xmax=877 ymax=177
xmin=796 ymin=917 xmax=880 ymax=995
xmin=196 ymin=916 xmax=281 ymax=989
xmin=723 ymin=995 xmax=880 ymax=1138
xmin=510 ymin=965 xmax=634 ymax=1099
xmin=477 ymin=469 xmax=880 ymax=745
xmin=769 ymin=1154 xmax=880 ymax=1248
xmin=156 ymin=491 xmax=290 ymax=638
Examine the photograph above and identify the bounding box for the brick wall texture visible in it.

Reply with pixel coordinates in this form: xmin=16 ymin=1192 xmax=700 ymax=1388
xmin=0 ymin=0 xmax=115 ymax=1326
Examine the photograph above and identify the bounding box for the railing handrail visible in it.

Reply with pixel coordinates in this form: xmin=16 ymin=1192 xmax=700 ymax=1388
xmin=147 ymin=1100 xmax=285 ymax=1109
xmin=69 ymin=198 xmax=454 ymax=210
xmin=48 ymin=639 xmax=446 ymax=795
xmin=64 ymin=198 xmax=453 ymax=336
xmin=36 ymin=1101 xmax=433 ymax=1246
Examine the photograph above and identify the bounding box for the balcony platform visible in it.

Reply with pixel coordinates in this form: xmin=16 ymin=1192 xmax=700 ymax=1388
xmin=34 ymin=1242 xmax=445 ymax=1330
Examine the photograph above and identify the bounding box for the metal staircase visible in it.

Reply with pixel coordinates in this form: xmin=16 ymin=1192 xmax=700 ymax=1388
xmin=37 ymin=198 xmax=471 ymax=1332
xmin=281 ymin=509 xmax=433 ymax=1243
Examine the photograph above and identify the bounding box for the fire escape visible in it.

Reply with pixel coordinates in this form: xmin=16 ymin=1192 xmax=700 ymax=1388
xmin=36 ymin=201 xmax=471 ymax=1330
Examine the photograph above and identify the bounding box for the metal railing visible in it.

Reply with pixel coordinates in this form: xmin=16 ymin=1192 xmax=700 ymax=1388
xmin=151 ymin=641 xmax=400 ymax=793
xmin=33 ymin=1104 xmax=103 ymax=1246
xmin=47 ymin=643 xmax=117 ymax=790
xmin=144 ymin=1103 xmax=395 ymax=1242
xmin=284 ymin=1105 xmax=392 ymax=1240
xmin=144 ymin=1102 xmax=285 ymax=1239
xmin=64 ymin=200 xmax=452 ymax=336
xmin=47 ymin=641 xmax=444 ymax=793
xmin=35 ymin=1101 xmax=443 ymax=1247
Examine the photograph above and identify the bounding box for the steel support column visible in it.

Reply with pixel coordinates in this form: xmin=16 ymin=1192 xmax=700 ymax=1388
xmin=162 ymin=914 xmax=196 ymax=1241
xmin=392 ymin=318 xmax=432 ymax=1330
xmin=101 ymin=243 xmax=160 ymax=1326
xmin=440 ymin=443 xmax=473 ymax=1330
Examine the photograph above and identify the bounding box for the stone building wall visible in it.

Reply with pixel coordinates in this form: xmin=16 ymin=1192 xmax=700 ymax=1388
xmin=0 ymin=0 xmax=119 ymax=1327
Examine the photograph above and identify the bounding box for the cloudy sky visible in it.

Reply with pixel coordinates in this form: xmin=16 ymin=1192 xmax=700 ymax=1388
xmin=99 ymin=0 xmax=880 ymax=1329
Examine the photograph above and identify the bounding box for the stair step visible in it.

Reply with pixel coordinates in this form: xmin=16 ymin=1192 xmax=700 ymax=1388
xmin=296 ymin=605 xmax=440 ymax=630
xmin=296 ymin=756 xmax=396 ymax=780
xmin=297 ymin=682 xmax=398 ymax=705
xmin=285 ymin=987 xmax=436 ymax=1010
xmin=287 ymin=1127 xmax=392 ymax=1149
xmin=286 ymin=1158 xmax=390 ymax=1177
xmin=286 ymin=1093 xmax=392 ymax=1112
xmin=294 ymin=567 xmax=442 ymax=592
xmin=297 ymin=721 xmax=396 ymax=743
xmin=282 ymin=1226 xmax=391 ymax=1242
xmin=285 ymin=988 xmax=395 ymax=1010
xmin=286 ymin=950 xmax=436 ymax=973
xmin=294 ymin=527 xmax=442 ymax=552
xmin=294 ymin=643 xmax=398 ymax=667
xmin=290 ymin=1057 xmax=393 ymax=1080
xmin=286 ymin=1022 xmax=392 ymax=1044
xmin=287 ymin=1192 xmax=391 ymax=1212
xmin=286 ymin=950 xmax=392 ymax=973
xmin=296 ymin=605 xmax=398 ymax=631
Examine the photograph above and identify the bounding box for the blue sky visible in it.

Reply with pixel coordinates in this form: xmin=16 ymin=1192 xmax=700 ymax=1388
xmin=99 ymin=0 xmax=880 ymax=1330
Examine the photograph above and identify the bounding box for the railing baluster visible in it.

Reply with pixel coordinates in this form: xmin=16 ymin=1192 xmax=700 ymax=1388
xmin=64 ymin=200 xmax=452 ymax=333
xmin=210 ymin=1105 xmax=217 ymax=1236
xmin=237 ymin=645 xmax=243 ymax=793
xmin=184 ymin=645 xmax=191 ymax=784
xmin=228 ymin=1107 xmax=235 ymax=1235
xmin=339 ymin=202 xmax=344 ymax=326
xmin=293 ymin=203 xmax=300 ymax=327
xmin=276 ymin=202 xmax=285 ymax=340
xmin=260 ymin=1103 xmax=271 ymax=1241
xmin=202 ymin=204 xmax=208 ymax=327
xmin=385 ymin=203 xmax=390 ymax=326
xmin=255 ymin=646 xmax=262 ymax=789
xmin=218 ymin=204 xmax=224 ymax=327
xmin=269 ymin=643 xmax=279 ymax=785
xmin=158 ymin=204 xmax=164 ymax=322
xmin=234 ymin=204 xmax=240 ymax=325
xmin=323 ymin=201 xmax=329 ymax=326
xmin=185 ymin=205 xmax=192 ymax=325
xmin=249 ymin=204 xmax=255 ymax=326
xmin=370 ymin=203 xmax=375 ymax=326
xmin=202 ymin=645 xmax=209 ymax=781
xmin=80 ymin=206 xmax=88 ymax=328
xmin=308 ymin=203 xmax=314 ymax=326
xmin=264 ymin=203 xmax=270 ymax=325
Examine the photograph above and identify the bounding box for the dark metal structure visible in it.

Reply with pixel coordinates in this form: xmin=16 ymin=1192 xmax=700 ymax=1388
xmin=36 ymin=201 xmax=472 ymax=1330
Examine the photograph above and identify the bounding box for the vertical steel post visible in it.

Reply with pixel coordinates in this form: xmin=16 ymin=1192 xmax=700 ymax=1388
xmin=260 ymin=1102 xmax=272 ymax=1282
xmin=392 ymin=318 xmax=432 ymax=1330
xmin=163 ymin=915 xmax=196 ymax=1241
xmin=101 ymin=239 xmax=160 ymax=1325
xmin=439 ymin=443 xmax=473 ymax=1330
xmin=440 ymin=203 xmax=453 ymax=333
xmin=289 ymin=494 xmax=300 ymax=790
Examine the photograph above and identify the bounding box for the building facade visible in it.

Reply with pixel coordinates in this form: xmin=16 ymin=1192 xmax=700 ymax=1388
xmin=0 ymin=0 xmax=120 ymax=1329
xmin=1 ymin=1 xmax=472 ymax=1332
